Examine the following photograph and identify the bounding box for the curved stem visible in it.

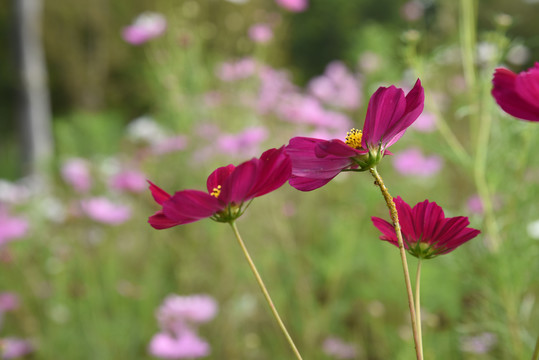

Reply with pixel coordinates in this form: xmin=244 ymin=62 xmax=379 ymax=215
xmin=229 ymin=221 xmax=303 ymax=360
xmin=415 ymin=259 xmax=424 ymax=359
xmin=369 ymin=167 xmax=422 ymax=360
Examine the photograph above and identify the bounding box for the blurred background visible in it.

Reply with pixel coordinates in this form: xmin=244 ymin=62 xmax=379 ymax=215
xmin=1 ymin=0 xmax=539 ymax=359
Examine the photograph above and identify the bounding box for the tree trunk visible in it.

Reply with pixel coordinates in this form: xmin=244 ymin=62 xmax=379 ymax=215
xmin=14 ymin=0 xmax=54 ymax=177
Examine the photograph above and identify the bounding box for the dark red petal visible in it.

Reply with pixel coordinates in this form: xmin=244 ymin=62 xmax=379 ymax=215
xmin=206 ymin=164 xmax=235 ymax=194
xmin=249 ymin=147 xmax=292 ymax=198
xmin=220 ymin=159 xmax=259 ymax=204
xmin=288 ymin=175 xmax=335 ymax=191
xmin=316 ymin=139 xmax=365 ymax=158
xmin=371 ymin=216 xmax=402 ymax=248
xmin=514 ymin=66 xmax=539 ymax=110
xmin=148 ymin=181 xmax=171 ymax=205
xmin=148 ymin=211 xmax=184 ymax=229
xmin=163 ymin=190 xmax=222 ymax=224
xmin=394 ymin=196 xmax=417 ymax=242
xmin=492 ymin=67 xmax=539 ymax=121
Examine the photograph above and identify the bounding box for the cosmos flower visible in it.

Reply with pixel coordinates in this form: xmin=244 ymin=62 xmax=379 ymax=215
xmin=148 ymin=330 xmax=210 ymax=359
xmin=392 ymin=147 xmax=443 ymax=177
xmin=122 ymin=12 xmax=167 ymax=45
xmin=371 ymin=196 xmax=480 ymax=259
xmin=286 ymin=80 xmax=424 ymax=191
xmin=0 ymin=208 xmax=29 ymax=246
xmin=61 ymin=158 xmax=92 ymax=193
xmin=157 ymin=294 xmax=218 ymax=334
xmin=148 ymin=147 xmax=291 ymax=228
xmin=492 ymin=63 xmax=539 ymax=121
xmin=248 ymin=24 xmax=273 ymax=43
xmin=80 ymin=197 xmax=131 ymax=225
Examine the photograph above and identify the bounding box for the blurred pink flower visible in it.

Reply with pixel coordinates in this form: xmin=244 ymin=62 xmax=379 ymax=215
xmin=151 ymin=135 xmax=188 ymax=155
xmin=80 ymin=197 xmax=131 ymax=225
xmin=411 ymin=112 xmax=437 ymax=132
xmin=122 ymin=12 xmax=167 ymax=45
xmin=109 ymin=170 xmax=147 ymax=193
xmin=157 ymin=294 xmax=218 ymax=334
xmin=467 ymin=195 xmax=484 ymax=215
xmin=276 ymin=0 xmax=308 ymax=12
xmin=308 ymin=61 xmax=361 ymax=110
xmin=256 ymin=67 xmax=295 ymax=114
xmin=148 ymin=330 xmax=210 ymax=359
xmin=216 ymin=58 xmax=257 ymax=82
xmin=0 ymin=208 xmax=29 ymax=246
xmin=0 ymin=338 xmax=33 ymax=359
xmin=248 ymin=24 xmax=273 ymax=43
xmin=460 ymin=332 xmax=497 ymax=354
xmin=392 ymin=148 xmax=443 ymax=177
xmin=216 ymin=126 xmax=269 ymax=157
xmin=322 ymin=337 xmax=358 ymax=359
xmin=61 ymin=158 xmax=92 ymax=193
xmin=0 ymin=292 xmax=19 ymax=312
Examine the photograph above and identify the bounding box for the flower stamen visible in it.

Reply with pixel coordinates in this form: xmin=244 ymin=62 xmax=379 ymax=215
xmin=345 ymin=128 xmax=363 ymax=149
xmin=210 ymin=185 xmax=222 ymax=198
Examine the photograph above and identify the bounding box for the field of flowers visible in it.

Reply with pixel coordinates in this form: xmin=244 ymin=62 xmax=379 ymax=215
xmin=1 ymin=0 xmax=539 ymax=359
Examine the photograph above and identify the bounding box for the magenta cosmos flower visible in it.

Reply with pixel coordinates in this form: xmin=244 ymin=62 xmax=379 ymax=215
xmin=492 ymin=63 xmax=539 ymax=121
xmin=286 ymin=80 xmax=424 ymax=191
xmin=372 ymin=196 xmax=480 ymax=259
xmin=148 ymin=147 xmax=291 ymax=228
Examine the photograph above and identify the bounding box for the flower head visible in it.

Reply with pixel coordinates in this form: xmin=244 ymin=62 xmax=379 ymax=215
xmin=157 ymin=294 xmax=218 ymax=334
xmin=80 ymin=197 xmax=131 ymax=225
xmin=122 ymin=12 xmax=167 ymax=45
xmin=275 ymin=0 xmax=308 ymax=12
xmin=286 ymin=80 xmax=424 ymax=191
xmin=492 ymin=63 xmax=539 ymax=121
xmin=148 ymin=147 xmax=291 ymax=228
xmin=372 ymin=196 xmax=480 ymax=259
xmin=148 ymin=330 xmax=210 ymax=359
xmin=0 ymin=208 xmax=29 ymax=246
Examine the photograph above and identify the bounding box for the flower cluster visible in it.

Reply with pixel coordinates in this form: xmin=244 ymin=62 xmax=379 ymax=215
xmin=148 ymin=294 xmax=218 ymax=359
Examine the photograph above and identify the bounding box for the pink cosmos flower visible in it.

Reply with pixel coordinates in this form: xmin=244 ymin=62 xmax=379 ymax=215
xmin=492 ymin=63 xmax=539 ymax=121
xmin=109 ymin=170 xmax=147 ymax=193
xmin=286 ymin=80 xmax=424 ymax=191
xmin=0 ymin=338 xmax=33 ymax=359
xmin=80 ymin=197 xmax=131 ymax=225
xmin=157 ymin=294 xmax=218 ymax=334
xmin=308 ymin=61 xmax=361 ymax=110
xmin=122 ymin=12 xmax=167 ymax=45
xmin=148 ymin=147 xmax=291 ymax=228
xmin=151 ymin=135 xmax=188 ymax=155
xmin=216 ymin=127 xmax=269 ymax=157
xmin=411 ymin=111 xmax=437 ymax=132
xmin=372 ymin=196 xmax=480 ymax=259
xmin=216 ymin=58 xmax=257 ymax=82
xmin=61 ymin=158 xmax=92 ymax=193
xmin=0 ymin=292 xmax=19 ymax=312
xmin=392 ymin=147 xmax=443 ymax=177
xmin=0 ymin=208 xmax=29 ymax=246
xmin=275 ymin=0 xmax=308 ymax=12
xmin=148 ymin=330 xmax=210 ymax=359
xmin=248 ymin=24 xmax=273 ymax=43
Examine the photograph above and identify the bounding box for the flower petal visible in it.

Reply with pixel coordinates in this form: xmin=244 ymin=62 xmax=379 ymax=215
xmin=248 ymin=147 xmax=292 ymax=198
xmin=288 ymin=176 xmax=335 ymax=192
xmin=148 ymin=210 xmax=184 ymax=229
xmin=316 ymin=139 xmax=365 ymax=158
xmin=163 ymin=190 xmax=222 ymax=224
xmin=492 ymin=67 xmax=539 ymax=121
xmin=220 ymin=159 xmax=259 ymax=204
xmin=148 ymin=181 xmax=171 ymax=205
xmin=206 ymin=164 xmax=235 ymax=194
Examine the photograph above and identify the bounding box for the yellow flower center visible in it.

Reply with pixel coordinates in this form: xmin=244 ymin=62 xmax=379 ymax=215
xmin=210 ymin=185 xmax=222 ymax=198
xmin=345 ymin=128 xmax=363 ymax=149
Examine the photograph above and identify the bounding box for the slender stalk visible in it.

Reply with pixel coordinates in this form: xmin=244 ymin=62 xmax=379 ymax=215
xmin=229 ymin=221 xmax=303 ymax=360
xmin=415 ymin=259 xmax=424 ymax=359
xmin=532 ymin=335 xmax=539 ymax=360
xmin=369 ymin=167 xmax=422 ymax=360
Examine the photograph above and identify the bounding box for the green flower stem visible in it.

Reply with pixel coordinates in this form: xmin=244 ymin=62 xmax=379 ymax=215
xmin=532 ymin=335 xmax=539 ymax=360
xmin=369 ymin=167 xmax=422 ymax=360
xmin=415 ymin=259 xmax=424 ymax=359
xmin=229 ymin=221 xmax=303 ymax=360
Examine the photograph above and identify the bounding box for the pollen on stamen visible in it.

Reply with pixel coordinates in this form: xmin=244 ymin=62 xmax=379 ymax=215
xmin=210 ymin=185 xmax=222 ymax=198
xmin=345 ymin=128 xmax=363 ymax=149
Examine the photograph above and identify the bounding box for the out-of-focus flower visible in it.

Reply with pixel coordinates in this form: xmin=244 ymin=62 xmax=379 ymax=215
xmin=411 ymin=111 xmax=436 ymax=132
xmin=127 ymin=116 xmax=167 ymax=145
xmin=322 ymin=337 xmax=358 ymax=359
xmin=148 ymin=147 xmax=291 ymax=228
xmin=248 ymin=24 xmax=273 ymax=43
xmin=358 ymin=51 xmax=382 ymax=74
xmin=109 ymin=170 xmax=147 ymax=193
xmin=0 ymin=293 xmax=19 ymax=312
xmin=152 ymin=135 xmax=188 ymax=155
xmin=460 ymin=332 xmax=497 ymax=354
xmin=157 ymin=295 xmax=218 ymax=334
xmin=275 ymin=0 xmax=308 ymax=12
xmin=0 ymin=338 xmax=33 ymax=359
xmin=308 ymin=61 xmax=361 ymax=110
xmin=286 ymin=80 xmax=424 ymax=191
xmin=400 ymin=1 xmax=425 ymax=21
xmin=466 ymin=195 xmax=484 ymax=215
xmin=122 ymin=12 xmax=167 ymax=45
xmin=216 ymin=57 xmax=257 ymax=82
xmin=148 ymin=330 xmax=210 ymax=359
xmin=256 ymin=66 xmax=295 ymax=114
xmin=372 ymin=196 xmax=480 ymax=259
xmin=492 ymin=63 xmax=539 ymax=121
xmin=392 ymin=148 xmax=443 ymax=177
xmin=216 ymin=127 xmax=268 ymax=157
xmin=506 ymin=44 xmax=531 ymax=66
xmin=61 ymin=158 xmax=92 ymax=193
xmin=0 ymin=208 xmax=29 ymax=246
xmin=80 ymin=197 xmax=131 ymax=225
